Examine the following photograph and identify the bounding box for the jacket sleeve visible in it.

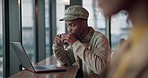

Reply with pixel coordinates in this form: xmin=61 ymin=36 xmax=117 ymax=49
xmin=72 ymin=35 xmax=110 ymax=74
xmin=52 ymin=44 xmax=76 ymax=66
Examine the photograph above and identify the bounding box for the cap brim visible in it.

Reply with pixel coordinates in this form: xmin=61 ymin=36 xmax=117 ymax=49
xmin=59 ymin=15 xmax=78 ymax=21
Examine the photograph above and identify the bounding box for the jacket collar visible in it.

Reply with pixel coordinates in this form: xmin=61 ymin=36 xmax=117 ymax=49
xmin=81 ymin=27 xmax=95 ymax=43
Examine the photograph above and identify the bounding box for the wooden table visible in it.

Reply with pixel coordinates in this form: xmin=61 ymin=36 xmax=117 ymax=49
xmin=9 ymin=55 xmax=78 ymax=78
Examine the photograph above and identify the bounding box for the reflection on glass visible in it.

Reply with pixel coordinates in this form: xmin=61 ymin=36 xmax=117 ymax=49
xmin=83 ymin=0 xmax=106 ymax=34
xmin=111 ymin=11 xmax=131 ymax=50
xmin=0 ymin=0 xmax=3 ymax=77
xmin=21 ymin=0 xmax=35 ymax=63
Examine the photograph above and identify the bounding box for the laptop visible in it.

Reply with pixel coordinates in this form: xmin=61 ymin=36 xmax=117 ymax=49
xmin=10 ymin=42 xmax=66 ymax=73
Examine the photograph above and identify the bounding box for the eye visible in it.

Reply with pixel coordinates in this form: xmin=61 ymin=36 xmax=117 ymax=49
xmin=65 ymin=22 xmax=76 ymax=28
xmin=71 ymin=23 xmax=76 ymax=27
xmin=69 ymin=23 xmax=73 ymax=26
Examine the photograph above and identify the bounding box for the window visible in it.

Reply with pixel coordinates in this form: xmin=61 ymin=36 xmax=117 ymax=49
xmin=111 ymin=11 xmax=131 ymax=50
xmin=83 ymin=0 xmax=106 ymax=34
xmin=45 ymin=0 xmax=50 ymax=57
xmin=21 ymin=0 xmax=35 ymax=63
xmin=56 ymin=0 xmax=65 ymax=34
xmin=0 ymin=0 xmax=3 ymax=77
xmin=83 ymin=0 xmax=131 ymax=51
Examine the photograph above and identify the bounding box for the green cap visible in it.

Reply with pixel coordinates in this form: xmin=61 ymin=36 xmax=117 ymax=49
xmin=59 ymin=5 xmax=89 ymax=21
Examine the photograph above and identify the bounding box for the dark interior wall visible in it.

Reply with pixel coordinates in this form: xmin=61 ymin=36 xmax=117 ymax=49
xmin=70 ymin=0 xmax=82 ymax=6
xmin=65 ymin=0 xmax=82 ymax=9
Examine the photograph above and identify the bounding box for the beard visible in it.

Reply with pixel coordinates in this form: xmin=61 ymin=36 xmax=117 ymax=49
xmin=70 ymin=33 xmax=81 ymax=41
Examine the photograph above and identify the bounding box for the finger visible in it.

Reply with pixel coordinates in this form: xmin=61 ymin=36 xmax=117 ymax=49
xmin=55 ymin=36 xmax=61 ymax=42
xmin=56 ymin=35 xmax=62 ymax=40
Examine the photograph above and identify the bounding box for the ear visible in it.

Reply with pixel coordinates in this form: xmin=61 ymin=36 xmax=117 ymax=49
xmin=81 ymin=20 xmax=86 ymax=26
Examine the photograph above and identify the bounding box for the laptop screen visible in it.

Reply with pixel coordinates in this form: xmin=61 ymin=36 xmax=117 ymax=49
xmin=11 ymin=42 xmax=35 ymax=72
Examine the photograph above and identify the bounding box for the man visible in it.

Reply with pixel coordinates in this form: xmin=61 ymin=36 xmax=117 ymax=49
xmin=97 ymin=0 xmax=148 ymax=78
xmin=53 ymin=5 xmax=110 ymax=78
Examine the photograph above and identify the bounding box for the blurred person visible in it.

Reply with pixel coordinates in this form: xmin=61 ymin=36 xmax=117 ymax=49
xmin=53 ymin=5 xmax=110 ymax=78
xmin=111 ymin=38 xmax=125 ymax=58
xmin=97 ymin=0 xmax=148 ymax=78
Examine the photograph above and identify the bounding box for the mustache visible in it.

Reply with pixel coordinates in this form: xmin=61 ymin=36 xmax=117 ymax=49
xmin=70 ymin=33 xmax=76 ymax=37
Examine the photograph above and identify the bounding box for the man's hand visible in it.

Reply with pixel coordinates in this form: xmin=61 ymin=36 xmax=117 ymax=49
xmin=61 ymin=33 xmax=77 ymax=45
xmin=54 ymin=34 xmax=64 ymax=46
